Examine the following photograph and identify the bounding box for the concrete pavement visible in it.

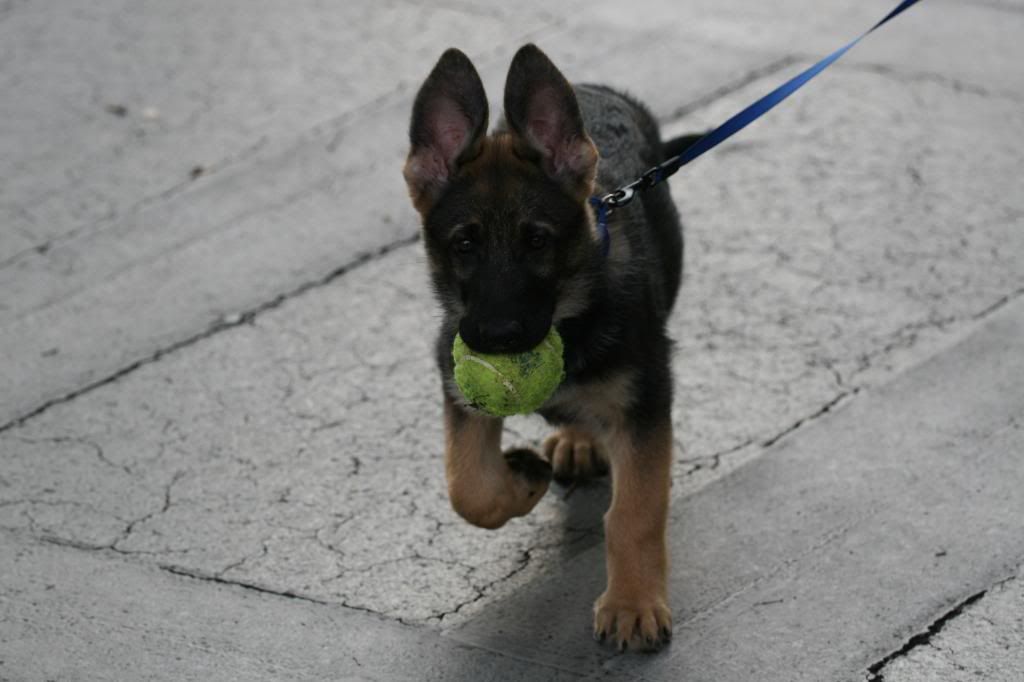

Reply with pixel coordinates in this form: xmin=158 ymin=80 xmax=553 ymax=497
xmin=4 ymin=292 xmax=1023 ymax=681
xmin=881 ymin=572 xmax=1024 ymax=682
xmin=2 ymin=0 xmax=1024 ymax=680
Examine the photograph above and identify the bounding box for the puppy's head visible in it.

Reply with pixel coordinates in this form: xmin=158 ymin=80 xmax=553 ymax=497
xmin=403 ymin=45 xmax=600 ymax=354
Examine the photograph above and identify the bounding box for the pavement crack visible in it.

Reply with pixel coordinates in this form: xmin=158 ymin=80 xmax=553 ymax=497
xmin=852 ymin=287 xmax=1024 ymax=381
xmin=35 ymin=528 xmax=399 ymax=621
xmin=684 ymin=513 xmax=874 ymax=629
xmin=159 ymin=564 xmax=330 ymax=605
xmin=761 ymin=389 xmax=860 ymax=449
xmin=0 ymin=234 xmax=420 ymax=436
xmin=830 ymin=60 xmax=1023 ymax=102
xmin=704 ymin=438 xmax=754 ymax=462
xmin=679 ymin=382 xmax=857 ymax=477
xmin=435 ymin=549 xmax=535 ymax=624
xmin=962 ymin=0 xmax=1024 ymax=17
xmin=39 ymin=534 xmax=113 ymax=552
xmin=679 ymin=447 xmax=728 ymax=476
xmin=0 ymin=137 xmax=272 ymax=274
xmin=87 ymin=438 xmax=130 ymax=475
xmin=970 ymin=285 xmax=1024 ymax=322
xmin=660 ymin=55 xmax=803 ymax=122
xmin=863 ymin=578 xmax=1014 ymax=681
xmin=218 ymin=540 xmax=270 ymax=577
xmin=11 ymin=435 xmax=131 ymax=475
xmin=113 ymin=470 xmax=185 ymax=551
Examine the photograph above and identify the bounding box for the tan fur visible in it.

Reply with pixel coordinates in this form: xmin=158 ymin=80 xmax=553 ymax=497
xmin=567 ymin=135 xmax=599 ymax=201
xmin=542 ymin=426 xmax=606 ymax=480
xmin=465 ymin=133 xmax=541 ymax=197
xmin=443 ymin=396 xmax=549 ymax=529
xmin=593 ymin=421 xmax=673 ymax=650
xmin=402 ymin=156 xmax=435 ymax=217
xmin=552 ymin=269 xmax=593 ymax=322
xmin=546 ymin=369 xmax=635 ymax=433
xmin=407 ymin=130 xmax=598 ymax=218
xmin=403 ymin=123 xmax=489 ymax=217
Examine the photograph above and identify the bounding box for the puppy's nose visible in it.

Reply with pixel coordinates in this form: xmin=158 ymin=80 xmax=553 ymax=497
xmin=476 ymin=319 xmax=524 ymax=351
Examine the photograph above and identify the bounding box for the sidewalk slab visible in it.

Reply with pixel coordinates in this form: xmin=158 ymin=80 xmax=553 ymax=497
xmin=1 ymin=53 xmax=1022 ymax=626
xmin=576 ymin=0 xmax=1024 ymax=95
xmin=0 ymin=0 xmax=550 ymax=426
xmin=9 ymin=0 xmax=1023 ymax=432
xmin=0 ymin=0 xmax=555 ymax=259
xmin=0 ymin=1 xmax=779 ymax=428
xmin=881 ymin=567 xmax=1024 ymax=682
xmin=0 ymin=530 xmax=578 ymax=682
xmin=4 ymin=250 xmax=1022 ymax=682
xmin=452 ymin=296 xmax=1024 ymax=682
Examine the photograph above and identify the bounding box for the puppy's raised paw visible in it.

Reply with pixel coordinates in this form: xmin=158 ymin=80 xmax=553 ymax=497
xmin=504 ymin=448 xmax=553 ymax=494
xmin=503 ymin=446 xmax=552 ymax=499
xmin=593 ymin=591 xmax=672 ymax=653
xmin=542 ymin=427 xmax=608 ymax=484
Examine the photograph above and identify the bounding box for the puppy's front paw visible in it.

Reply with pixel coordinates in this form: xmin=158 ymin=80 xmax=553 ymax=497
xmin=542 ymin=427 xmax=608 ymax=484
xmin=593 ymin=591 xmax=672 ymax=653
xmin=504 ymin=448 xmax=553 ymax=500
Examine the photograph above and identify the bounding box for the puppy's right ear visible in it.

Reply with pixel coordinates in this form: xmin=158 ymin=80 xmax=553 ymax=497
xmin=403 ymin=49 xmax=489 ymax=216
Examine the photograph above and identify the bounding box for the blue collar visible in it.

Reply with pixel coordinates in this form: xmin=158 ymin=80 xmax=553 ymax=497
xmin=589 ymin=195 xmax=611 ymax=258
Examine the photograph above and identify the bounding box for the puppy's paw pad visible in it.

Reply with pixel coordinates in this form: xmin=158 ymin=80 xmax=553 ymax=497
xmin=503 ymin=448 xmax=553 ymax=485
xmin=542 ymin=428 xmax=608 ymax=484
xmin=593 ymin=593 xmax=672 ymax=653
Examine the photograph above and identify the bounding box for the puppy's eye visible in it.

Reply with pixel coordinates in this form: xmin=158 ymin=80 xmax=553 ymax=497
xmin=450 ymin=223 xmax=480 ymax=256
xmin=527 ymin=232 xmax=548 ymax=250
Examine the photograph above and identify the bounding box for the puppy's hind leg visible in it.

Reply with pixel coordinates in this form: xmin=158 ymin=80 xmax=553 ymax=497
xmin=444 ymin=395 xmax=552 ymax=529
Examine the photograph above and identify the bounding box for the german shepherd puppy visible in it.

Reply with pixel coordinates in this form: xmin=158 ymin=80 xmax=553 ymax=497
xmin=403 ymin=44 xmax=694 ymax=651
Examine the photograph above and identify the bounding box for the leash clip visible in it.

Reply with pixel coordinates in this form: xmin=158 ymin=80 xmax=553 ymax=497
xmin=601 ymin=164 xmax=664 ymax=211
xmin=601 ymin=186 xmax=636 ymax=209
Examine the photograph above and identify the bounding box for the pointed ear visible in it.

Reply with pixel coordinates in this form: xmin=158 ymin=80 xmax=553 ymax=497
xmin=503 ymin=44 xmax=598 ymax=200
xmin=403 ymin=49 xmax=489 ymax=215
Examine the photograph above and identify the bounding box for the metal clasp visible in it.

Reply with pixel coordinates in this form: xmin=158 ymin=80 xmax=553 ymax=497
xmin=601 ymin=186 xmax=636 ymax=209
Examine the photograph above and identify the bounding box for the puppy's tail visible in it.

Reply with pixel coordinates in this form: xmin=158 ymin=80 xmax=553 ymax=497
xmin=661 ymin=131 xmax=708 ymax=160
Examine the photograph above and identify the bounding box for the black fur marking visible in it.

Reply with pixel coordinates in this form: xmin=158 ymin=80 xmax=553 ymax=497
xmin=412 ymin=46 xmax=698 ymax=440
xmin=504 ymin=44 xmax=587 ymax=149
xmin=504 ymin=448 xmax=554 ymax=484
xmin=552 ymin=459 xmax=609 ymax=487
xmin=408 ymin=48 xmax=489 ymax=159
xmin=661 ymin=132 xmax=708 ymax=160
xmin=423 ymin=149 xmax=586 ymax=353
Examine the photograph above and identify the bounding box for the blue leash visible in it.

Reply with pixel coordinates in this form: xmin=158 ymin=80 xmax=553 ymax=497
xmin=593 ymin=0 xmax=924 ymax=256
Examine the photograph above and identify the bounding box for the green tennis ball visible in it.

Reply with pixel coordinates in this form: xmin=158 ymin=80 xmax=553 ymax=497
xmin=452 ymin=328 xmax=565 ymax=417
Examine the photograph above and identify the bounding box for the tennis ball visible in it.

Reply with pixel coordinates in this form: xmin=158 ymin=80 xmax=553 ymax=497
xmin=452 ymin=328 xmax=565 ymax=417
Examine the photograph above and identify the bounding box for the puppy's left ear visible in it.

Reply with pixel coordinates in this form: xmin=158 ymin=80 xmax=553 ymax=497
xmin=504 ymin=44 xmax=598 ymax=200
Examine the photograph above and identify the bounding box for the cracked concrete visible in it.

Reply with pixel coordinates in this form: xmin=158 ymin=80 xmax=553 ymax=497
xmin=660 ymin=57 xmax=1024 ymax=489
xmin=0 ymin=0 xmax=785 ymax=429
xmin=3 ymin=52 xmax=1024 ymax=629
xmin=0 ymin=529 xmax=581 ymax=681
xmin=3 ymin=0 xmax=1024 ymax=679
xmin=873 ymin=570 xmax=1024 ymax=681
xmin=0 ymin=1 xmax=553 ymax=260
xmin=452 ymin=297 xmax=1024 ymax=680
